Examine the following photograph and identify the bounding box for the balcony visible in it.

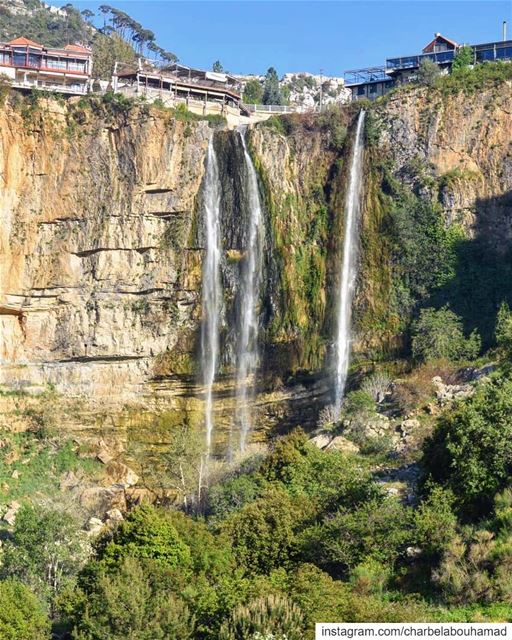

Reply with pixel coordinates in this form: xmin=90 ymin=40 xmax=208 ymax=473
xmin=386 ymin=49 xmax=455 ymax=71
xmin=10 ymin=80 xmax=88 ymax=95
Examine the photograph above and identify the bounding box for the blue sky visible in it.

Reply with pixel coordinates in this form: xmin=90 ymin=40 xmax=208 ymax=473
xmin=54 ymin=1 xmax=512 ymax=76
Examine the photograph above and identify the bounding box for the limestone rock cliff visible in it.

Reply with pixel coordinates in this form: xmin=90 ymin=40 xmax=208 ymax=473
xmin=0 ymin=97 xmax=210 ymax=396
xmin=1 ymin=83 xmax=512 ymax=446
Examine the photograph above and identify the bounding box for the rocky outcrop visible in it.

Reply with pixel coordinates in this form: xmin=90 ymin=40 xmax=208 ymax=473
xmin=0 ymin=97 xmax=210 ymax=397
xmin=1 ymin=83 xmax=511 ymax=451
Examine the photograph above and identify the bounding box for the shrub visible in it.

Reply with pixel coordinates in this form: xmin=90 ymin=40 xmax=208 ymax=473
xmin=417 ymin=58 xmax=441 ymax=86
xmin=243 ymin=79 xmax=263 ymax=105
xmin=433 ymin=531 xmax=496 ymax=605
xmin=259 ymin=430 xmax=378 ymax=514
xmin=0 ymin=580 xmax=50 ymax=640
xmin=222 ymin=488 xmax=308 ymax=575
xmin=343 ymin=390 xmax=376 ymax=416
xmin=1 ymin=504 xmax=89 ymax=608
xmin=413 ymin=487 xmax=458 ymax=558
xmin=72 ymin=557 xmax=195 ymax=640
xmin=317 ymin=404 xmax=340 ymax=430
xmin=303 ymin=498 xmax=412 ymax=575
xmin=495 ymin=301 xmax=512 ymax=358
xmin=218 ymin=594 xmax=305 ymax=640
xmin=452 ymin=46 xmax=474 ymax=73
xmin=96 ymin=505 xmax=192 ymax=570
xmin=206 ymin=474 xmax=262 ymax=521
xmin=361 ymin=372 xmax=392 ymax=403
xmin=422 ymin=374 xmax=512 ymax=518
xmin=411 ymin=306 xmax=481 ymax=363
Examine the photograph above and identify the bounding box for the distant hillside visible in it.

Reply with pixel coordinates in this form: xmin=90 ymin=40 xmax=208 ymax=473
xmin=0 ymin=0 xmax=176 ymax=80
xmin=0 ymin=0 xmax=91 ymax=48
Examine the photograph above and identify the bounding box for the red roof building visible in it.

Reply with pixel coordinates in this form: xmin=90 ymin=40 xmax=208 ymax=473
xmin=422 ymin=33 xmax=459 ymax=54
xmin=0 ymin=37 xmax=92 ymax=95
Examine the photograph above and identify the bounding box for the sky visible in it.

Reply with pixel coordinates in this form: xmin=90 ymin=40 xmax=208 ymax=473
xmin=52 ymin=0 xmax=512 ymax=76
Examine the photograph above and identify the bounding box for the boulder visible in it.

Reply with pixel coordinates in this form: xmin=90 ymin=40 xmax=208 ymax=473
xmin=105 ymin=508 xmax=124 ymax=523
xmin=97 ymin=449 xmax=114 ymax=465
xmin=79 ymin=484 xmax=127 ymax=514
xmin=309 ymin=433 xmax=332 ymax=450
xmin=87 ymin=516 xmax=104 ymax=537
xmin=2 ymin=501 xmax=21 ymax=526
xmin=325 ymin=435 xmax=359 ymax=454
xmin=399 ymin=418 xmax=420 ymax=437
xmin=104 ymin=461 xmax=139 ymax=487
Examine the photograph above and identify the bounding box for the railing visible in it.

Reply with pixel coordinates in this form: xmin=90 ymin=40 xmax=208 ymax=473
xmin=10 ymin=81 xmax=88 ymax=95
xmin=344 ymin=66 xmax=389 ymax=85
xmin=386 ymin=49 xmax=455 ymax=70
xmin=244 ymin=104 xmax=301 ymax=113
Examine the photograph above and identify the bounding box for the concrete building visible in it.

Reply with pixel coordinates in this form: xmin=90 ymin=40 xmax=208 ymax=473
xmin=113 ymin=61 xmax=247 ymax=122
xmin=0 ymin=37 xmax=92 ymax=94
xmin=345 ymin=33 xmax=512 ymax=101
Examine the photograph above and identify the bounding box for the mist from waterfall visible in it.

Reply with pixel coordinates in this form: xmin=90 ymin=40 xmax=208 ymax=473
xmin=334 ymin=110 xmax=366 ymax=414
xmin=201 ymin=138 xmax=223 ymax=455
xmin=236 ymin=129 xmax=265 ymax=453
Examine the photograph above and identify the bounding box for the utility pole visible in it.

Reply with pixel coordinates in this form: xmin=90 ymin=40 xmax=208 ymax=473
xmin=319 ymin=68 xmax=324 ymax=112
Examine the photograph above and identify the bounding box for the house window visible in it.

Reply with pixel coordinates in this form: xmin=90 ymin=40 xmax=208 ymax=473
xmin=369 ymin=84 xmax=377 ymax=94
xmin=357 ymin=86 xmax=365 ymax=96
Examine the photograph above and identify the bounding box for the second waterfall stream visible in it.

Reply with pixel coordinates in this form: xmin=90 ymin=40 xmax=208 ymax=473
xmin=200 ymin=130 xmax=265 ymax=458
xmin=201 ymin=138 xmax=222 ymax=457
xmin=236 ymin=128 xmax=265 ymax=454
xmin=334 ymin=110 xmax=366 ymax=414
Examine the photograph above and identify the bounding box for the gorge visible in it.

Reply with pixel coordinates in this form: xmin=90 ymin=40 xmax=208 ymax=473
xmin=2 ymin=78 xmax=512 ymax=454
xmin=2 ymin=63 xmax=512 ymax=636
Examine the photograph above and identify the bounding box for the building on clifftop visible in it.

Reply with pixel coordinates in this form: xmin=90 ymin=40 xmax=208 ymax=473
xmin=345 ymin=32 xmax=512 ymax=101
xmin=0 ymin=37 xmax=92 ymax=94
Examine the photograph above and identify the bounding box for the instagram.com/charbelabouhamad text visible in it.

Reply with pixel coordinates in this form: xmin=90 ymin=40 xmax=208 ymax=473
xmin=316 ymin=624 xmax=512 ymax=640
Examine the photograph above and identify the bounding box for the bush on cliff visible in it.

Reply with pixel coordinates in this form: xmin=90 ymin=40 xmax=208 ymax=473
xmin=422 ymin=373 xmax=512 ymax=518
xmin=411 ymin=306 xmax=481 ymax=363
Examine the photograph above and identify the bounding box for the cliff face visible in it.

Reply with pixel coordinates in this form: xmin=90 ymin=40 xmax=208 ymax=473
xmin=379 ymin=83 xmax=512 ymax=240
xmin=354 ymin=82 xmax=512 ymax=352
xmin=2 ymin=84 xmax=512 ymax=445
xmin=0 ymin=98 xmax=210 ymax=397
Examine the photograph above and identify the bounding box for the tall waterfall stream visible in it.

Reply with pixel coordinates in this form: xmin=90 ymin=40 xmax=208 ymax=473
xmin=200 ymin=139 xmax=223 ymax=456
xmin=235 ymin=129 xmax=265 ymax=454
xmin=334 ymin=110 xmax=366 ymax=413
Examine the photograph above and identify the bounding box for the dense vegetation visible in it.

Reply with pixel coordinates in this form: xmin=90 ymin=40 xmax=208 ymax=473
xmin=2 ymin=33 xmax=512 ymax=638
xmin=3 ymin=373 xmax=512 ymax=638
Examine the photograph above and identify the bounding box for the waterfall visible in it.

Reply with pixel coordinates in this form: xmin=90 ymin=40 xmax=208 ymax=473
xmin=236 ymin=129 xmax=265 ymax=453
xmin=334 ymin=110 xmax=366 ymax=414
xmin=201 ymin=138 xmax=223 ymax=455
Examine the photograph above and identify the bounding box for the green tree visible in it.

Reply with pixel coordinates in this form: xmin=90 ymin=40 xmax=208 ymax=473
xmin=303 ymin=498 xmax=412 ymax=574
xmin=411 ymin=306 xmax=481 ymax=362
xmin=417 ymin=58 xmax=441 ymax=86
xmin=422 ymin=374 xmax=512 ymax=518
xmin=223 ymin=487 xmax=309 ymax=575
xmin=452 ymin=45 xmax=474 ymax=73
xmin=72 ymin=557 xmax=195 ymax=640
xmin=263 ymin=67 xmax=283 ymax=105
xmin=1 ymin=505 xmax=88 ymax=613
xmin=243 ymin=79 xmax=263 ymax=104
xmin=0 ymin=580 xmax=50 ymax=640
xmin=92 ymin=32 xmax=137 ymax=80
xmin=81 ymin=9 xmax=95 ymax=23
xmin=212 ymin=60 xmax=224 ymax=73
xmin=413 ymin=487 xmax=458 ymax=559
xmin=96 ymin=506 xmax=192 ymax=570
xmin=495 ymin=301 xmax=512 ymax=357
